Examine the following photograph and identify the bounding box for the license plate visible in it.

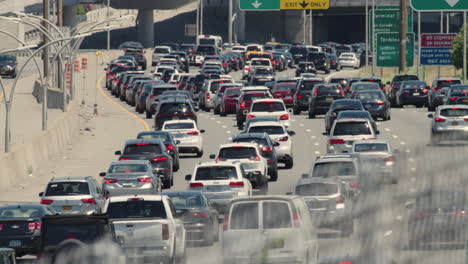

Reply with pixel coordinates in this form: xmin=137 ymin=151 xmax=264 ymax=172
xmin=452 ymin=121 xmax=459 ymax=126
xmin=62 ymin=206 xmax=72 ymax=211
xmin=9 ymin=240 xmax=21 ymax=247
xmin=206 ymin=186 xmax=226 ymax=192
xmin=174 ymin=134 xmax=185 ymax=138
xmin=413 ymin=92 xmax=420 ymax=96
xmin=463 ymin=99 xmax=468 ymax=102
xmin=326 ymin=97 xmax=333 ymax=101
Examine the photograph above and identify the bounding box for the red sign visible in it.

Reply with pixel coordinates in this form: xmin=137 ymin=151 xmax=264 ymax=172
xmin=421 ymin=33 xmax=456 ymax=48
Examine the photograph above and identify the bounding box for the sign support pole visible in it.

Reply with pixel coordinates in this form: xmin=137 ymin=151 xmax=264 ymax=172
xmin=303 ymin=10 xmax=306 ymax=43
xmin=417 ymin=11 xmax=421 ymax=78
xmin=228 ymin=0 xmax=233 ymax=46
xmin=464 ymin=11 xmax=467 ymax=81
xmin=372 ymin=0 xmax=375 ymax=76
xmin=438 ymin=11 xmax=443 ymax=78
xmin=365 ymin=0 xmax=369 ymax=66
xmin=309 ymin=10 xmax=313 ymax=44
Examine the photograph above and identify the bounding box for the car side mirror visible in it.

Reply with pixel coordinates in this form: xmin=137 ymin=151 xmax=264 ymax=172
xmin=115 ymin=150 xmax=122 ymax=155
xmin=246 ymin=172 xmax=255 ymax=179
xmin=185 ymin=174 xmax=192 ymax=181
xmin=285 ymin=192 xmax=293 ymax=195
xmin=200 ymin=129 xmax=205 ymax=133
xmin=99 ymin=172 xmax=106 ymax=177
xmin=376 ymin=130 xmax=380 ymax=135
xmin=175 ymin=140 xmax=181 ymax=145
xmin=427 ymin=114 xmax=434 ymax=118
xmin=209 ymin=154 xmax=216 ymax=159
xmin=38 ymin=192 xmax=44 ymax=197
xmin=386 ymin=81 xmax=390 ymax=85
xmin=273 ymin=142 xmax=280 ymax=147
xmin=301 ymin=173 xmax=308 ymax=179
xmin=288 ymin=131 xmax=296 ymax=136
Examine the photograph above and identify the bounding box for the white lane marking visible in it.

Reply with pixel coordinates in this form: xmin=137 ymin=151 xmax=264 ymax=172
xmin=314 ymin=142 xmax=320 ymax=146
xmin=405 ymin=149 xmax=411 ymax=153
xmin=384 ymin=128 xmax=391 ymax=132
xmin=400 ymin=141 xmax=406 ymax=145
xmin=299 ymin=123 xmax=304 ymax=127
xmin=314 ymin=151 xmax=320 ymax=155
xmin=392 ymin=135 xmax=399 ymax=139
xmin=311 ymin=136 xmax=316 ymax=139
xmin=384 ymin=230 xmax=393 ymax=236
xmin=291 ymin=119 xmax=296 ymax=122
xmin=409 ymin=158 xmax=415 ymax=162
xmin=410 ymin=167 xmax=416 ymax=172
xmin=222 ymin=125 xmax=227 ymax=128
xmin=216 ymin=121 xmax=221 ymax=124
xmin=210 ymin=117 xmax=215 ymax=120
xmin=396 ymin=215 xmax=403 ymax=221
xmin=306 ymin=129 xmax=311 ymax=132
xmin=227 ymin=131 xmax=231 ymax=134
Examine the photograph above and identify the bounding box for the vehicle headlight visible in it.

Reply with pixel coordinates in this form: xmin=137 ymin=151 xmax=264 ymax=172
xmin=6 ymin=66 xmax=12 ymax=70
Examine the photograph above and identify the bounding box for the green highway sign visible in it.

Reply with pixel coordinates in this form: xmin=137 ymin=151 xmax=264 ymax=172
xmin=369 ymin=9 xmax=413 ymax=51
xmin=376 ymin=32 xmax=414 ymax=67
xmin=240 ymin=0 xmax=280 ymax=10
xmin=411 ymin=0 xmax=468 ymax=11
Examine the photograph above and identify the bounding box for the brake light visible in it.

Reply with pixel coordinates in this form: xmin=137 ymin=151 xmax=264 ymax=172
xmin=135 ymin=143 xmax=149 ymax=146
xmin=124 ymin=84 xmax=128 ymax=88
xmin=247 ymin=114 xmax=255 ymax=119
xmin=384 ymin=157 xmax=395 ymax=162
xmin=245 ymin=67 xmax=251 ymax=71
xmin=162 ymin=224 xmax=169 ymax=240
xmin=456 ymin=211 xmax=466 ymax=216
xmin=137 ymin=177 xmax=152 ymax=183
xmin=0 ymin=224 xmax=3 ymax=231
xmin=28 ymin=222 xmax=42 ymax=231
xmin=206 ymin=92 xmax=210 ymax=99
xmin=346 ymin=86 xmax=351 ymax=91
xmin=329 ymin=139 xmax=344 ymax=144
xmin=464 ymin=118 xmax=468 ymax=122
xmin=192 ymin=212 xmax=209 ymax=218
xmin=376 ymin=100 xmax=385 ymax=105
xmin=229 ymin=181 xmax=245 ymax=187
xmin=349 ymin=182 xmax=361 ymax=189
xmin=450 ymin=96 xmax=459 ymax=101
xmin=150 ymin=95 xmax=158 ymax=98
xmin=215 ymin=157 xmax=221 ymax=162
xmin=279 ymin=114 xmax=289 ymax=120
xmin=106 ymin=70 xmax=111 ymax=75
xmin=40 ymin=200 xmax=54 ymax=205
xmin=187 ymin=131 xmax=199 ymax=135
xmin=223 ymin=215 xmax=229 ymax=230
xmin=222 ymin=62 xmax=227 ymax=66
xmin=422 ymin=88 xmax=429 ymax=94
xmin=249 ymin=156 xmax=261 ymax=161
xmin=381 ymin=87 xmax=386 ymax=91
xmin=276 ymin=136 xmax=289 ymax=142
xmin=81 ymin=198 xmax=97 ymax=204
xmin=137 ymin=89 xmax=142 ymax=93
xmin=432 ymin=87 xmax=441 ymax=92
xmin=434 ymin=117 xmax=446 ymax=122
xmin=261 ymin=146 xmax=272 ymax=152
xmin=153 ymin=156 xmax=167 ymax=162
xmin=119 ymin=158 xmax=131 ymax=161
xmin=240 ymin=103 xmax=246 ymax=108
xmin=189 ymin=182 xmax=204 ymax=188
xmin=293 ymin=212 xmax=301 ymax=228
xmin=104 ymin=178 xmax=119 ymax=184
xmin=296 ymin=94 xmax=302 ymax=99
xmin=313 ymin=90 xmax=318 ymax=96
xmin=336 ymin=196 xmax=345 ymax=204
xmin=166 ymin=144 xmax=175 ymax=151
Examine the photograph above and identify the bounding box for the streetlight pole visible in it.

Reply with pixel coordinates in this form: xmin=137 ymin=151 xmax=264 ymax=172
xmin=200 ymin=0 xmax=204 ymax=35
xmin=372 ymin=0 xmax=375 ymax=76
xmin=107 ymin=0 xmax=111 ymax=50
xmin=228 ymin=0 xmax=233 ymax=46
xmin=365 ymin=0 xmax=369 ymax=66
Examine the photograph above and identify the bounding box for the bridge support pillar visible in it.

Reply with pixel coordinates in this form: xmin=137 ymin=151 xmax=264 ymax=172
xmin=284 ymin=10 xmax=305 ymax=43
xmin=234 ymin=3 xmax=245 ymax=42
xmin=63 ymin=5 xmax=77 ymax=28
xmin=137 ymin=9 xmax=154 ymax=48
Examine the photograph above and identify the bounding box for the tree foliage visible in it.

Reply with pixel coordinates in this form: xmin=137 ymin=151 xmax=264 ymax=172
xmin=451 ymin=23 xmax=468 ymax=69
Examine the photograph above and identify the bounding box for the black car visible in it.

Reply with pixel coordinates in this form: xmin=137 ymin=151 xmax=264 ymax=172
xmin=327 ymin=53 xmax=340 ymax=71
xmin=396 ymin=80 xmax=428 ymax=108
xmin=116 ymin=71 xmax=142 ymax=97
xmin=0 ymin=54 xmax=17 ymax=78
xmin=446 ymin=84 xmax=468 ymax=105
xmin=39 ymin=214 xmax=115 ymax=263
xmin=115 ymin=139 xmax=174 ymax=188
xmin=289 ymin=45 xmax=308 ymax=64
xmin=163 ymin=191 xmax=219 ymax=246
xmin=359 ymin=77 xmax=387 ymax=96
xmin=107 ymin=65 xmax=137 ymax=92
xmin=388 ymin=74 xmax=419 ymax=106
xmin=336 ymin=110 xmax=378 ymax=132
xmin=135 ymin=81 xmax=156 ymax=113
xmin=308 ymin=84 xmax=345 ymax=118
xmin=0 ymin=205 xmax=55 ymax=256
xmin=231 ymin=132 xmax=279 ymax=181
xmin=293 ymin=78 xmax=324 ymax=114
xmin=249 ymin=68 xmax=275 ymax=86
xmin=137 ymin=131 xmax=181 ymax=172
xmin=352 ymin=89 xmax=391 ymax=120
xmin=329 ymin=77 xmax=348 ymax=89
xmin=428 ymin=78 xmax=463 ymax=111
xmin=154 ymin=98 xmax=197 ymax=130
xmin=119 ymin=41 xmax=147 ymax=70
xmin=324 ymin=99 xmax=365 ymax=133
xmin=295 ymin=61 xmax=316 ymax=77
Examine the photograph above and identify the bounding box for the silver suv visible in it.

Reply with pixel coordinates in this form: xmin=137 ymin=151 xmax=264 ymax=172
xmin=327 ymin=117 xmax=379 ymax=153
xmin=39 ymin=177 xmax=106 ymax=215
xmin=429 ymin=105 xmax=468 ymax=145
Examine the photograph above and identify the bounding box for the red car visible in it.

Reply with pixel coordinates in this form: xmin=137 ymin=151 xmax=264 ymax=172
xmin=271 ymin=82 xmax=297 ymax=107
xmin=220 ymin=87 xmax=242 ymax=116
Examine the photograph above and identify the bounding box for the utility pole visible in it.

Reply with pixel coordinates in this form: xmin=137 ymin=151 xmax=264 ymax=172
xmin=228 ymin=0 xmax=233 ymax=46
xmin=399 ymin=0 xmax=407 ymax=73
xmin=107 ymin=0 xmax=110 ymax=50
xmin=42 ymin=0 xmax=50 ymax=129
xmin=57 ymin=0 xmax=62 ymax=26
xmin=365 ymin=0 xmax=369 ymax=66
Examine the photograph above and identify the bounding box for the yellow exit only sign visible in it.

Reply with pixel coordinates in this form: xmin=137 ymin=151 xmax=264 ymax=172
xmin=280 ymin=0 xmax=330 ymax=9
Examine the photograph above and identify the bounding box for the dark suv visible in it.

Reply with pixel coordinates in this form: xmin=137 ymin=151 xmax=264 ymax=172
xmin=231 ymin=132 xmax=279 ymax=181
xmin=119 ymin=41 xmax=147 ymax=70
xmin=293 ymin=78 xmax=324 ymax=115
xmin=307 ymin=52 xmax=330 ymax=74
xmin=39 ymin=214 xmax=115 ymax=264
xmin=295 ymin=62 xmax=316 ymax=77
xmin=154 ymin=98 xmax=197 ymax=130
xmin=115 ymin=139 xmax=174 ymax=188
xmin=0 ymin=54 xmax=17 ymax=78
xmin=428 ymin=78 xmax=463 ymax=111
xmin=308 ymin=84 xmax=345 ymax=118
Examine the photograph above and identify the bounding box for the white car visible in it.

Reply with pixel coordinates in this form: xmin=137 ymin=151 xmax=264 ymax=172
xmin=199 ymin=79 xmax=234 ymax=111
xmin=185 ymin=161 xmax=252 ymax=216
xmin=246 ymin=121 xmax=295 ymax=169
xmin=231 ymin=45 xmax=247 ymax=53
xmin=250 ymin=58 xmax=273 ymax=69
xmin=339 ymin=52 xmax=360 ymax=69
xmin=154 ymin=65 xmax=175 ymax=75
xmin=152 ymin=45 xmax=172 ymax=66
xmin=241 ymin=61 xmax=252 ymax=80
xmin=211 ymin=143 xmax=269 ymax=194
xmin=247 ymin=98 xmax=291 ymax=127
xmin=327 ymin=118 xmax=379 ymax=154
xmin=161 ymin=120 xmax=205 ymax=157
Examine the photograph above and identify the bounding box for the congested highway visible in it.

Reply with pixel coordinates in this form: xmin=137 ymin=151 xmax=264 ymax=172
xmin=1 ymin=38 xmax=467 ymax=264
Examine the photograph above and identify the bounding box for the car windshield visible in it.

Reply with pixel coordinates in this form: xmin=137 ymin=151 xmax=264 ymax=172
xmin=312 ymin=162 xmax=356 ymax=177
xmin=165 ymin=194 xmax=203 ymax=208
xmin=354 ymin=143 xmax=388 ymax=152
xmin=437 ymin=80 xmax=462 ymax=87
xmin=251 ymin=102 xmax=285 ymax=112
xmin=164 ymin=123 xmax=194 ymax=130
xmin=248 ymin=126 xmax=285 ymax=135
xmin=108 ymin=164 xmax=148 ymax=173
xmin=333 ymin=121 xmax=372 ymax=136
xmin=230 ymin=202 xmax=259 ymax=229
xmin=219 ymin=147 xmax=257 ymax=159
xmin=195 ymin=166 xmax=238 ymax=180
xmin=43 ymin=223 xmax=101 ymax=246
xmin=243 ymin=93 xmax=270 ymax=101
xmin=450 ymin=86 xmax=468 ymax=96
xmin=299 ymin=81 xmax=322 ymax=91
xmin=393 ymin=75 xmax=419 ymax=82
xmin=440 ymin=108 xmax=468 ymax=117
xmin=315 ymin=85 xmax=342 ymax=96
xmin=160 ymin=103 xmax=191 ymax=113
xmin=124 ymin=144 xmax=162 ymax=155
xmin=0 ymin=207 xmax=43 ymax=218
xmin=274 ymin=84 xmax=295 ymax=91
xmin=154 ymin=48 xmax=170 ymax=53
xmin=357 ymin=91 xmax=385 ymax=100
xmin=247 ymin=46 xmax=261 ymax=51
xmin=296 ymin=183 xmax=338 ymax=196
xmin=45 ymin=182 xmax=90 ymax=196
xmin=137 ymin=134 xmax=170 ymax=143
xmin=252 ymin=60 xmax=270 ymax=66
xmin=352 ymin=83 xmax=380 ymax=91
xmin=107 ymin=201 xmax=167 ymax=219
xmin=0 ymin=55 xmax=15 ymax=61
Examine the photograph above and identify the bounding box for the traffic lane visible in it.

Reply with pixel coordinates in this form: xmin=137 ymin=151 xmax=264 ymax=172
xmin=2 ymin=57 xmax=44 ymax=87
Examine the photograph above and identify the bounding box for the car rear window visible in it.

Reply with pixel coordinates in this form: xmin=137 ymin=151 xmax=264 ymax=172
xmin=255 ymin=68 xmax=274 ymax=75
xmin=124 ymin=144 xmax=162 ymax=155
xmin=437 ymin=80 xmax=462 ymax=87
xmin=160 ymin=103 xmax=191 ymax=113
xmin=354 ymin=143 xmax=388 ymax=152
xmin=248 ymin=125 xmax=285 ymax=135
xmin=225 ymin=88 xmax=241 ymax=97
xmin=210 ymin=80 xmax=233 ymax=93
xmin=315 ymin=85 xmax=342 ymax=96
xmin=0 ymin=208 xmax=43 ymax=218
xmin=243 ymin=93 xmax=270 ymax=101
xmin=251 ymin=60 xmax=270 ymax=66
xmin=108 ymin=164 xmax=147 ymax=173
xmin=338 ymin=111 xmax=371 ymax=120
xmin=299 ymin=81 xmax=323 ymax=91
xmin=449 ymin=86 xmax=468 ymax=96
xmin=43 ymin=223 xmax=100 ymax=246
xmin=332 ymin=101 xmax=363 ymax=111
xmin=402 ymin=82 xmax=426 ymax=89
xmin=274 ymin=83 xmax=296 ymax=92
xmin=263 ymin=201 xmax=292 ymax=229
xmin=219 ymin=147 xmax=257 ymax=159
xmin=154 ymin=48 xmax=169 ymax=53
xmin=357 ymin=91 xmax=385 ymax=100
xmin=393 ymin=75 xmax=419 ymax=82
xmin=196 ymin=46 xmax=216 ymax=55
xmin=440 ymin=108 xmax=468 ymax=117
xmin=296 ymin=183 xmax=338 ymax=196
xmin=352 ymin=83 xmax=380 ymax=91
xmin=247 ymin=46 xmax=261 ymax=52
xmin=108 ymin=201 xmax=167 ymax=219
xmin=251 ymin=102 xmax=285 ymax=112
xmin=333 ymin=121 xmax=372 ymax=136
xmin=165 ymin=194 xmax=203 ymax=208
xmin=312 ymin=162 xmax=356 ymax=177
xmin=230 ymin=202 xmax=259 ymax=230
xmin=195 ymin=166 xmax=238 ymax=181
xmin=164 ymin=122 xmax=194 ymax=130
xmin=45 ymin=182 xmax=90 ymax=196
xmin=234 ymin=138 xmax=268 ymax=146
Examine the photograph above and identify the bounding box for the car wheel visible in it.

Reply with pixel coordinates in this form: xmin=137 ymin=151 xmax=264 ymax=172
xmin=284 ymin=159 xmax=293 ymax=169
xmin=308 ymin=111 xmax=315 ymax=119
xmin=325 ymin=69 xmax=330 ymax=74
xmin=196 ymin=150 xmax=203 ymax=158
xmin=214 ymin=106 xmax=220 ymax=115
xmin=173 ymin=163 xmax=179 ymax=172
xmin=391 ymin=176 xmax=398 ymax=184
xmin=269 ymin=170 xmax=278 ymax=182
xmin=146 ymin=112 xmax=152 ymax=119
xmin=119 ymin=94 xmax=125 ymax=101
xmin=293 ymin=107 xmax=301 ymax=115
xmin=162 ymin=179 xmax=171 ymax=189
xmin=260 ymin=181 xmax=268 ymax=195
xmin=171 ymin=176 xmax=174 ymax=186
xmin=220 ymin=110 xmax=227 ymax=117
xmin=204 ymin=107 xmax=210 ymax=112
xmin=236 ymin=119 xmax=243 ymax=128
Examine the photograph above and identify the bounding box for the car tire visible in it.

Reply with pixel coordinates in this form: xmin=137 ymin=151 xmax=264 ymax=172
xmin=391 ymin=177 xmax=398 ymax=184
xmin=162 ymin=179 xmax=171 ymax=189
xmin=171 ymin=176 xmax=174 ymax=186
xmin=196 ymin=150 xmax=203 ymax=158
xmin=236 ymin=120 xmax=243 ymax=128
xmin=284 ymin=159 xmax=293 ymax=169
xmin=214 ymin=106 xmax=220 ymax=115
xmin=220 ymin=110 xmax=227 ymax=117
xmin=173 ymin=163 xmax=179 ymax=172
xmin=293 ymin=107 xmax=301 ymax=115
xmin=260 ymin=181 xmax=268 ymax=195
xmin=325 ymin=69 xmax=330 ymax=74
xmin=146 ymin=112 xmax=152 ymax=119
xmin=269 ymin=171 xmax=278 ymax=182
xmin=308 ymin=111 xmax=315 ymax=119
xmin=204 ymin=107 xmax=210 ymax=112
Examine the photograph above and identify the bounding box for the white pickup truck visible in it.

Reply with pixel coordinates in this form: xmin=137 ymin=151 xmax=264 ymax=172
xmin=103 ymin=195 xmax=186 ymax=264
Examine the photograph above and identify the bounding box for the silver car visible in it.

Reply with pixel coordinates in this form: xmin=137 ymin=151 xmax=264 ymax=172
xmin=352 ymin=140 xmax=397 ymax=184
xmin=429 ymin=105 xmax=468 ymax=145
xmin=327 ymin=117 xmax=379 ymax=153
xmin=99 ymin=160 xmax=162 ymax=197
xmin=39 ymin=177 xmax=106 ymax=215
